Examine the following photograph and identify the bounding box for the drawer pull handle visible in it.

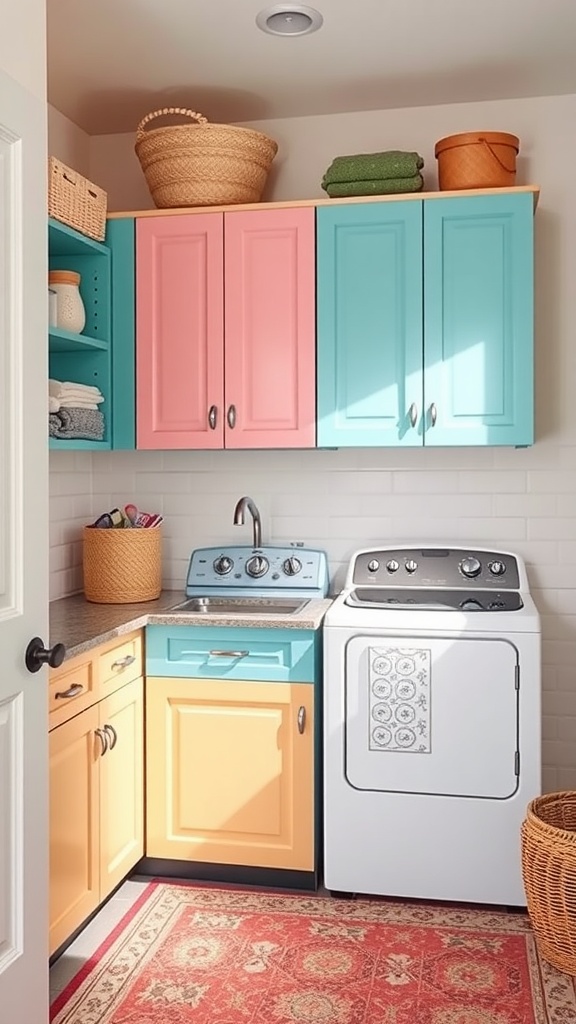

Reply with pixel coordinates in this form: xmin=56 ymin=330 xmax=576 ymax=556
xmin=95 ymin=727 xmax=109 ymax=756
xmin=209 ymin=649 xmax=249 ymax=659
xmin=408 ymin=402 xmax=418 ymax=428
xmin=208 ymin=405 xmax=218 ymax=430
xmin=429 ymin=402 xmax=437 ymax=427
xmin=55 ymin=683 xmax=84 ymax=700
xmin=297 ymin=706 xmax=306 ymax=734
xmin=227 ymin=405 xmax=236 ymax=429
xmin=103 ymin=723 xmax=118 ymax=750
xmin=111 ymin=654 xmax=136 ymax=671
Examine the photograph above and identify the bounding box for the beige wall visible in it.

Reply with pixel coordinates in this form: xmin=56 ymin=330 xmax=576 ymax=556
xmin=48 ymin=105 xmax=91 ymax=175
xmin=0 ymin=0 xmax=46 ymax=99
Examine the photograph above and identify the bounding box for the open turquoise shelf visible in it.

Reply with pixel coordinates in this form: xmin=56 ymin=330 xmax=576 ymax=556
xmin=49 ymin=326 xmax=108 ymax=352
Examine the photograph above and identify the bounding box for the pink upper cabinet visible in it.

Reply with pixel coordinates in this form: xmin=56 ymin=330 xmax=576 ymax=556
xmin=136 ymin=213 xmax=224 ymax=449
xmin=136 ymin=206 xmax=315 ymax=451
xmin=224 ymin=207 xmax=316 ymax=449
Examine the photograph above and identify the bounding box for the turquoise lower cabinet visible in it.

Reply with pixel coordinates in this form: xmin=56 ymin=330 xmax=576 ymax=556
xmin=424 ymin=193 xmax=533 ymax=446
xmin=316 ymin=189 xmax=535 ymax=448
xmin=107 ymin=218 xmax=135 ymax=449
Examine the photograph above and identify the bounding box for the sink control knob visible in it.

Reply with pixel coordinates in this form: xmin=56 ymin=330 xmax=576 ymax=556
xmin=283 ymin=557 xmax=302 ymax=576
xmin=214 ymin=555 xmax=234 ymax=575
xmin=386 ymin=559 xmax=399 ymax=573
xmin=405 ymin=559 xmax=418 ymax=574
xmin=460 ymin=556 xmax=481 ymax=578
xmin=489 ymin=560 xmax=506 ymax=576
xmin=246 ymin=555 xmax=269 ymax=578
xmin=367 ymin=559 xmax=380 ymax=573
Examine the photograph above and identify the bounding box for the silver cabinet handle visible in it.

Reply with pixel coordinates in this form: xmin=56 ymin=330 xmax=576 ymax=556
xmin=103 ymin=723 xmax=118 ymax=750
xmin=208 ymin=405 xmax=217 ymax=430
xmin=95 ymin=727 xmax=109 ymax=756
xmin=55 ymin=683 xmax=84 ymax=700
xmin=209 ymin=649 xmax=249 ymax=658
xmin=227 ymin=405 xmax=236 ymax=429
xmin=111 ymin=654 xmax=136 ymax=671
xmin=409 ymin=402 xmax=418 ymax=428
xmin=297 ymin=706 xmax=306 ymax=734
xmin=429 ymin=403 xmax=437 ymax=426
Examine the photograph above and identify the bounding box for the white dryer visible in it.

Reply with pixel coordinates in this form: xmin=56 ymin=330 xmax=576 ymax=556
xmin=323 ymin=546 xmax=541 ymax=906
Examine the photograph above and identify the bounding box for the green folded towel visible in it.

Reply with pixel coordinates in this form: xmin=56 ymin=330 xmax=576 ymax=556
xmin=325 ymin=175 xmax=424 ymax=198
xmin=322 ymin=150 xmax=424 ymax=187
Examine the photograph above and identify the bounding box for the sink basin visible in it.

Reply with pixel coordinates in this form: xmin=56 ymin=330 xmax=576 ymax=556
xmin=169 ymin=596 xmax=310 ymax=616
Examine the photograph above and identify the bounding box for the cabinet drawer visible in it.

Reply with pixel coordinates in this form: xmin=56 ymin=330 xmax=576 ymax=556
xmin=49 ymin=654 xmax=98 ymax=729
xmin=99 ymin=632 xmax=143 ymax=695
xmin=146 ymin=625 xmax=317 ymax=682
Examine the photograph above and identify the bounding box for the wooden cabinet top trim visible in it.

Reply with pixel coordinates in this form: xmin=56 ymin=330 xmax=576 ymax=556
xmin=107 ymin=185 xmax=540 ymax=220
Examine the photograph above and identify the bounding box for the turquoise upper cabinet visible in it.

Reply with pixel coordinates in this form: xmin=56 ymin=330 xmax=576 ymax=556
xmin=317 ymin=202 xmax=424 ymax=447
xmin=316 ymin=190 xmax=534 ymax=448
xmin=106 ymin=218 xmax=135 ymax=449
xmin=423 ymin=193 xmax=533 ymax=446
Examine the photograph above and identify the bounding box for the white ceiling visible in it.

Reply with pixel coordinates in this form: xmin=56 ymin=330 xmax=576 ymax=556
xmin=47 ymin=0 xmax=576 ymax=136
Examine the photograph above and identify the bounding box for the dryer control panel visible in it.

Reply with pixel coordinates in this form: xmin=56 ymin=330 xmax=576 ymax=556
xmin=351 ymin=547 xmax=521 ymax=590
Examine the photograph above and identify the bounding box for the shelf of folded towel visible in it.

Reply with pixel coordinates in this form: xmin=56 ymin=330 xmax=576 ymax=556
xmin=49 ymin=378 xmax=108 ymax=450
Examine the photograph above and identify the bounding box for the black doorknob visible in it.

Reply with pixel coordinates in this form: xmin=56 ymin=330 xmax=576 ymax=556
xmin=25 ymin=637 xmax=66 ymax=674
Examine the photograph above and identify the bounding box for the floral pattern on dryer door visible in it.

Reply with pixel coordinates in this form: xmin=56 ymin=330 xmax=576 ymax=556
xmin=369 ymin=647 xmax=431 ymax=753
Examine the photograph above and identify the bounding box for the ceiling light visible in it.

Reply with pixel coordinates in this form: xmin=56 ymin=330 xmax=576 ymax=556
xmin=256 ymin=4 xmax=323 ymax=36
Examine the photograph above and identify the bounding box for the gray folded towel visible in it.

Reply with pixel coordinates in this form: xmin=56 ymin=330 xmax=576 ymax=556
xmin=49 ymin=407 xmax=104 ymax=441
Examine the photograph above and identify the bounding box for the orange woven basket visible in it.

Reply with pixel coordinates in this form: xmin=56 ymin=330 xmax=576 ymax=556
xmin=134 ymin=106 xmax=278 ymax=208
xmin=83 ymin=526 xmax=162 ymax=604
xmin=434 ymin=131 xmax=519 ymax=191
xmin=521 ymin=792 xmax=576 ymax=974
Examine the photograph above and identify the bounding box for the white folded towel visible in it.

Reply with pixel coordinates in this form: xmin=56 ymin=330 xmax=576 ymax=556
xmin=59 ymin=400 xmax=101 ymax=410
xmin=48 ymin=396 xmax=60 ymax=413
xmin=49 ymin=378 xmax=103 ymax=400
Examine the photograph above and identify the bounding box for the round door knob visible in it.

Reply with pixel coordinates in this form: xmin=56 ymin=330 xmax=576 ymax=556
xmin=283 ymin=557 xmax=302 ymax=576
xmin=367 ymin=559 xmax=380 ymax=573
xmin=246 ymin=555 xmax=269 ymax=578
xmin=405 ymin=559 xmax=418 ymax=574
xmin=489 ymin=560 xmax=506 ymax=576
xmin=25 ymin=637 xmax=66 ymax=674
xmin=214 ymin=556 xmax=233 ymax=575
xmin=460 ymin=556 xmax=481 ymax=578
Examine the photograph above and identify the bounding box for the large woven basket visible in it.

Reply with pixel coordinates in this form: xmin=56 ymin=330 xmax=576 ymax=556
xmin=434 ymin=131 xmax=519 ymax=191
xmin=134 ymin=106 xmax=278 ymax=208
xmin=521 ymin=792 xmax=576 ymax=974
xmin=48 ymin=156 xmax=107 ymax=241
xmin=83 ymin=526 xmax=162 ymax=604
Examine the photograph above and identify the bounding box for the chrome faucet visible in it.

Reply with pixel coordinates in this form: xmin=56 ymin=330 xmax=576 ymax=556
xmin=233 ymin=496 xmax=262 ymax=549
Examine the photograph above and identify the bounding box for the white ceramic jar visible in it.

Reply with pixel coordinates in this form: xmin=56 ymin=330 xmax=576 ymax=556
xmin=48 ymin=269 xmax=86 ymax=333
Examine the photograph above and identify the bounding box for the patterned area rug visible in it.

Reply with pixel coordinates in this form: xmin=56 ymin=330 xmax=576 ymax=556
xmin=50 ymin=882 xmax=576 ymax=1024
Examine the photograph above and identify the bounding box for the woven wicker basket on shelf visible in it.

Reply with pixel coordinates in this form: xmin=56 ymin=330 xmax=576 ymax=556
xmin=48 ymin=156 xmax=107 ymax=241
xmin=83 ymin=526 xmax=162 ymax=604
xmin=134 ymin=106 xmax=278 ymax=208
xmin=434 ymin=131 xmax=519 ymax=191
xmin=521 ymin=792 xmax=576 ymax=974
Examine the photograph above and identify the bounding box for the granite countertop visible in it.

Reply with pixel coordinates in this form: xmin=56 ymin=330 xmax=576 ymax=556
xmin=50 ymin=591 xmax=334 ymax=661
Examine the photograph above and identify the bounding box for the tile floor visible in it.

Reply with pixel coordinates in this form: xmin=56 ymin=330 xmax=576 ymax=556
xmin=49 ymin=878 xmax=150 ymax=1003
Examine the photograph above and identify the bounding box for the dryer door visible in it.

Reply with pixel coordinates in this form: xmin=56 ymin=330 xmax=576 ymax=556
xmin=345 ymin=635 xmax=518 ymax=798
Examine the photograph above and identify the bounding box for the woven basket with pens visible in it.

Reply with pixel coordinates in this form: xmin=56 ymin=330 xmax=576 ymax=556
xmin=83 ymin=526 xmax=162 ymax=604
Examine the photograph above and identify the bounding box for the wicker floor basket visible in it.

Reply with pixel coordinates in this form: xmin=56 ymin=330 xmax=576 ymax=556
xmin=521 ymin=792 xmax=576 ymax=974
xmin=434 ymin=131 xmax=519 ymax=191
xmin=83 ymin=526 xmax=162 ymax=604
xmin=135 ymin=106 xmax=278 ymax=208
xmin=48 ymin=156 xmax=107 ymax=241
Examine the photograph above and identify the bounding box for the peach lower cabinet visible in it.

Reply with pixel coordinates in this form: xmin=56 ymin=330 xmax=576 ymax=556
xmin=48 ymin=630 xmax=144 ymax=956
xmin=144 ymin=625 xmax=320 ymax=885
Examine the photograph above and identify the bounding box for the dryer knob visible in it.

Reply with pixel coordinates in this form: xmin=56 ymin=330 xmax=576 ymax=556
xmin=367 ymin=559 xmax=380 ymax=573
xmin=460 ymin=598 xmax=483 ymax=610
xmin=460 ymin=556 xmax=481 ymax=578
xmin=489 ymin=560 xmax=506 ymax=576
xmin=246 ymin=555 xmax=269 ymax=578
xmin=214 ymin=555 xmax=234 ymax=575
xmin=405 ymin=559 xmax=418 ymax=574
xmin=283 ymin=556 xmax=302 ymax=576
xmin=386 ymin=559 xmax=399 ymax=573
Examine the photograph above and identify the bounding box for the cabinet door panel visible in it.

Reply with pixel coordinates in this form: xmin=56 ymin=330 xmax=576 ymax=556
xmin=136 ymin=213 xmax=224 ymax=449
xmin=49 ymin=705 xmax=100 ymax=955
xmin=424 ymin=193 xmax=533 ymax=446
xmin=224 ymin=208 xmax=316 ymax=448
xmin=317 ymin=202 xmax=423 ymax=447
xmin=146 ymin=678 xmax=314 ymax=870
xmin=99 ymin=678 xmax=144 ymax=898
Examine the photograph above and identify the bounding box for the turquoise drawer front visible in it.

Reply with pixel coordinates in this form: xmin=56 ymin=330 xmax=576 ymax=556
xmin=146 ymin=625 xmax=318 ymax=682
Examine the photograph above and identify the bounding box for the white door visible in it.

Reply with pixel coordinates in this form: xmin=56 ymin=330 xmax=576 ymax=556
xmin=0 ymin=68 xmax=50 ymax=1022
xmin=346 ymin=635 xmax=519 ymax=797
